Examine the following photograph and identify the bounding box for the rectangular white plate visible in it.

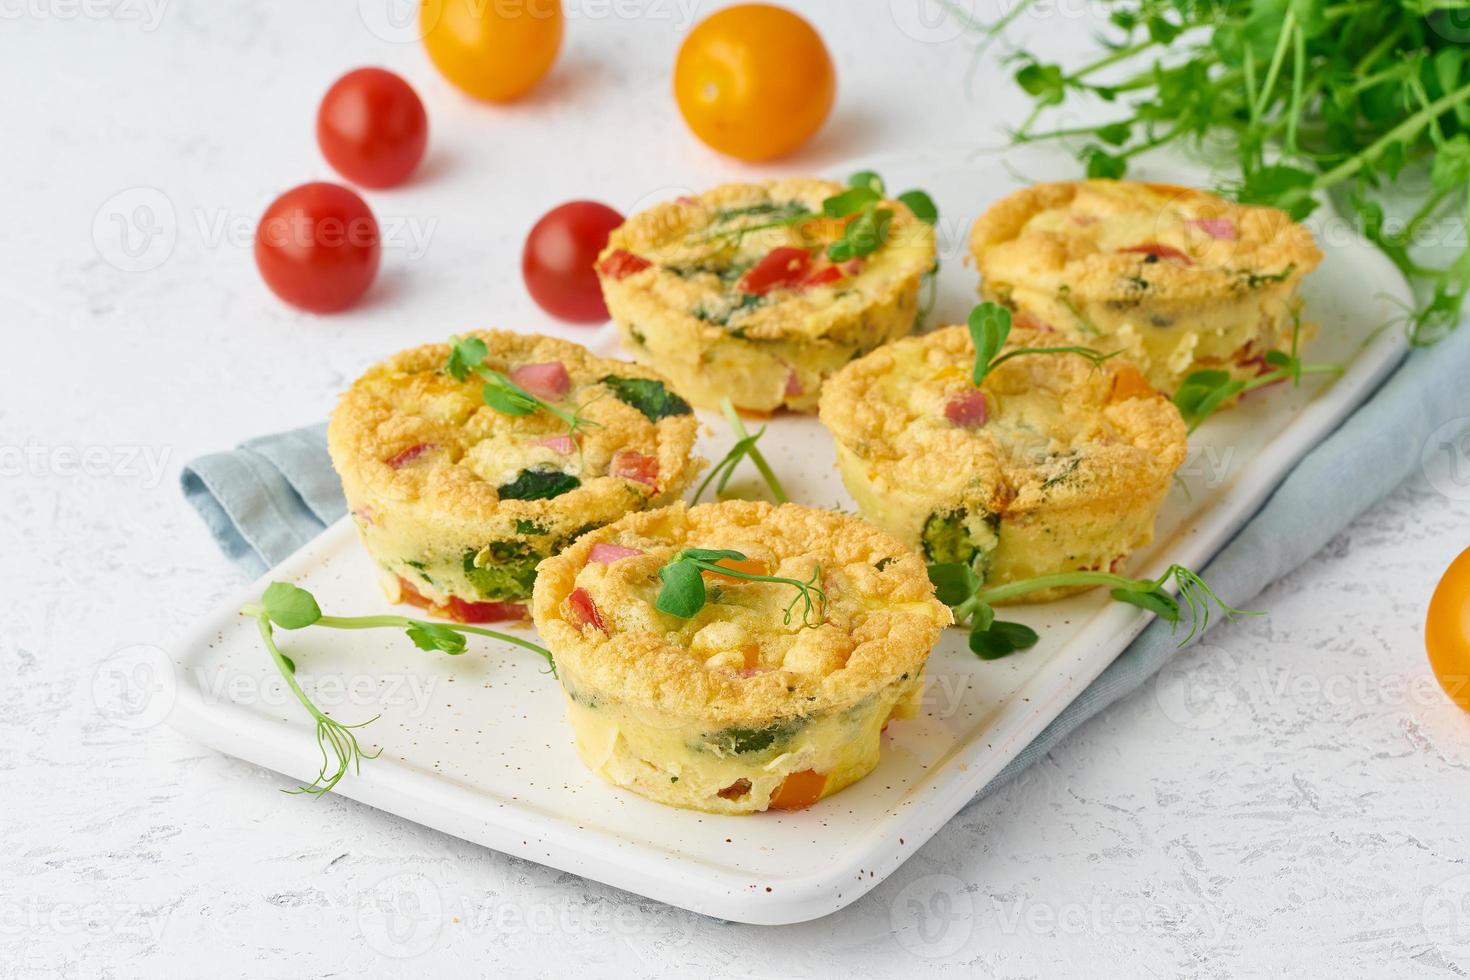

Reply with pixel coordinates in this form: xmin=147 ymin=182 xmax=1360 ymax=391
xmin=169 ymin=149 xmax=1411 ymax=925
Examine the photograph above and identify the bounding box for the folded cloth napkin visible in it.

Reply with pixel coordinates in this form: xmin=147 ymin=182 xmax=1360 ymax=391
xmin=181 ymin=323 xmax=1470 ymax=797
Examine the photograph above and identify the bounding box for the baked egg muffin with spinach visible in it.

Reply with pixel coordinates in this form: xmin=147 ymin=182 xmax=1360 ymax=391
xmin=596 ymin=176 xmax=937 ymax=413
xmin=818 ymin=313 xmax=1188 ymax=602
xmin=530 ymin=500 xmax=951 ymax=814
xmin=970 ymin=179 xmax=1322 ymax=394
xmin=328 ymin=330 xmax=703 ymax=623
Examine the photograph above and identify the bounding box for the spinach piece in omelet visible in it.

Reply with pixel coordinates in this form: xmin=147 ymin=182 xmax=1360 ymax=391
xmin=497 ymin=467 xmax=580 ymax=501
xmin=600 ymin=375 xmax=693 ymax=422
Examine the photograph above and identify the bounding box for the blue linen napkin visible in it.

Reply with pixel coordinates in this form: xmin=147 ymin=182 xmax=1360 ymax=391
xmin=180 ymin=324 xmax=1470 ymax=795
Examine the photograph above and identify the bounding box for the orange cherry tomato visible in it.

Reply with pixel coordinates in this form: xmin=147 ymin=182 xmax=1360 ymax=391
xmin=1426 ymin=547 xmax=1470 ymax=713
xmin=768 ymin=769 xmax=826 ymax=811
xmin=673 ymin=3 xmax=835 ymax=162
xmin=420 ymin=0 xmax=563 ymax=102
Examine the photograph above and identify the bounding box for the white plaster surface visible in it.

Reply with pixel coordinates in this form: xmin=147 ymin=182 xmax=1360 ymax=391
xmin=3 ymin=2 xmax=1469 ymax=977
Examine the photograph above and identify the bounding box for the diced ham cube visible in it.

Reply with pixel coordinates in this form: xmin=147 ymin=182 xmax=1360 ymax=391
xmin=610 ymin=450 xmax=659 ymax=488
xmin=1119 ymin=243 xmax=1193 ymax=265
xmin=944 ymin=390 xmax=989 ymax=428
xmin=533 ymin=433 xmax=577 ymax=455
xmin=1188 ymin=218 xmax=1237 ymax=240
xmin=587 ymin=542 xmax=644 ymax=564
xmin=510 ymin=361 xmax=571 ymax=401
xmin=385 ymin=443 xmax=435 ymax=469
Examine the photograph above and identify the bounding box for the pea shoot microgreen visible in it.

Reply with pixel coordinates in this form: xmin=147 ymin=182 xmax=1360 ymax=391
xmin=692 ymin=397 xmax=790 ymax=504
xmin=240 ymin=581 xmax=554 ymax=796
xmin=928 ymin=561 xmax=1252 ymax=660
xmin=702 ymin=170 xmax=939 ymax=261
xmin=446 ymin=335 xmax=602 ymax=439
xmin=957 ymin=1 xmax=1470 ymax=346
xmin=1172 ymin=317 xmax=1343 ymax=432
xmin=967 ymin=302 xmax=1118 ymax=385
xmin=654 ymin=549 xmax=826 ymax=628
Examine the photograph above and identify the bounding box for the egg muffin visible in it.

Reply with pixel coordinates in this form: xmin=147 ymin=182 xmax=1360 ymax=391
xmin=818 ymin=324 xmax=1188 ymax=602
xmin=531 ymin=500 xmax=952 ymax=814
xmin=328 ymin=330 xmax=704 ymax=622
xmin=596 ymin=178 xmax=937 ymax=413
xmin=969 ymin=180 xmax=1322 ymax=394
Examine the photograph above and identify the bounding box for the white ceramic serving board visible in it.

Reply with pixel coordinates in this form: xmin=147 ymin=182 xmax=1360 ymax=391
xmin=169 ymin=148 xmax=1412 ymax=925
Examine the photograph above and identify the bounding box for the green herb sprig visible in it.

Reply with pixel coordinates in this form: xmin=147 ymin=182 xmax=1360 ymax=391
xmin=960 ymin=0 xmax=1470 ymax=345
xmin=703 ymin=170 xmax=939 ymax=260
xmin=241 ymin=582 xmax=554 ymax=796
xmin=968 ymin=302 xmax=1118 ymax=384
xmin=447 ymin=335 xmax=601 ymax=437
xmin=1172 ymin=317 xmax=1343 ymax=431
xmin=654 ymin=549 xmax=826 ymax=628
xmin=692 ymin=397 xmax=790 ymax=504
xmin=928 ymin=561 xmax=1251 ymax=659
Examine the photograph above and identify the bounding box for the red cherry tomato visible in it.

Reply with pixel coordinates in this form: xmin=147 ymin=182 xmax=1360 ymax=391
xmin=597 ymin=249 xmax=652 ymax=280
xmin=522 ymin=201 xmax=625 ymax=323
xmin=254 ymin=183 xmax=380 ymax=313
xmin=316 ymin=67 xmax=428 ymax=189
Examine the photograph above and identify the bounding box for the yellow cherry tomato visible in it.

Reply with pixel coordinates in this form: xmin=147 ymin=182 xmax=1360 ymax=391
xmin=420 ymin=0 xmax=563 ymax=102
xmin=673 ymin=3 xmax=836 ymax=162
xmin=1426 ymin=545 xmax=1470 ymax=713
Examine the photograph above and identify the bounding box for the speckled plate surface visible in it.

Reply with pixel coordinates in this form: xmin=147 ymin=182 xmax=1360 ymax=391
xmin=168 ymin=149 xmax=1411 ymax=925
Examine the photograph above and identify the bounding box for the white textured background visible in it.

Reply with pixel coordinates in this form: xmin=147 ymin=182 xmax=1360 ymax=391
xmin=4 ymin=2 xmax=1470 ymax=977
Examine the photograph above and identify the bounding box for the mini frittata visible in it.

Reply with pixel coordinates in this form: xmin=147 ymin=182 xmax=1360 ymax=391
xmin=818 ymin=324 xmax=1188 ymax=602
xmin=596 ymin=178 xmax=936 ymax=413
xmin=328 ymin=331 xmax=704 ymax=622
xmin=969 ymin=180 xmax=1322 ymax=394
xmin=531 ymin=501 xmax=952 ymax=814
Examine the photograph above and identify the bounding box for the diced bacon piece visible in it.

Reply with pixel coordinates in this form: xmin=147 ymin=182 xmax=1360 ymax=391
xmin=717 ymin=778 xmax=752 ymax=800
xmin=533 ymin=433 xmax=578 ymax=455
xmin=1188 ymin=217 xmax=1237 ymax=240
xmin=840 ymin=257 xmax=865 ymax=276
xmin=610 ymin=450 xmax=659 ymax=488
xmin=566 ymin=588 xmax=606 ymax=632
xmin=587 ymin=542 xmax=644 ymax=564
xmin=944 ymin=389 xmax=989 ymax=428
xmin=597 ymin=249 xmax=652 ymax=280
xmin=385 ymin=443 xmax=435 ymax=469
xmin=510 ymin=361 xmax=571 ymax=400
xmin=1119 ymin=243 xmax=1193 ymax=265
xmin=740 ymin=246 xmax=813 ymax=296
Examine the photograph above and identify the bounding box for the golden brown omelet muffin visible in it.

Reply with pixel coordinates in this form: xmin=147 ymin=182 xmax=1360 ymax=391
xmin=328 ymin=330 xmax=703 ymax=622
xmin=819 ymin=324 xmax=1188 ymax=602
xmin=970 ymin=180 xmax=1322 ymax=394
xmin=596 ymin=178 xmax=936 ymax=413
xmin=531 ymin=500 xmax=951 ymax=814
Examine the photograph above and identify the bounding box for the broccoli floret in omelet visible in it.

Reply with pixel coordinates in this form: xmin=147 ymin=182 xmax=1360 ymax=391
xmin=921 ymin=508 xmax=1000 ymax=579
xmin=463 ymin=543 xmax=542 ymax=601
